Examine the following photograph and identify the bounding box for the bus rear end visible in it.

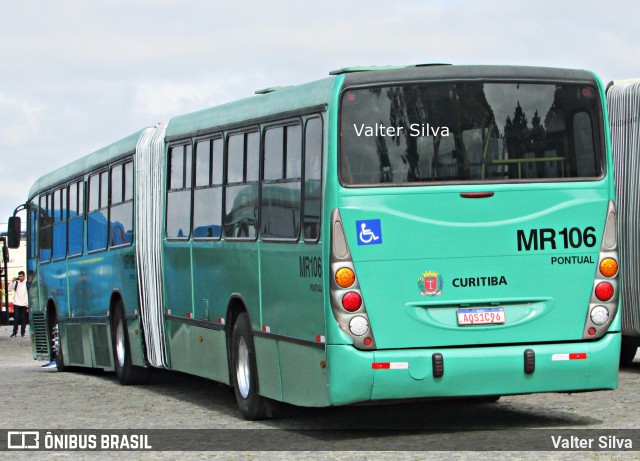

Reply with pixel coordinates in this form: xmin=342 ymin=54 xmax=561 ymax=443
xmin=326 ymin=66 xmax=620 ymax=404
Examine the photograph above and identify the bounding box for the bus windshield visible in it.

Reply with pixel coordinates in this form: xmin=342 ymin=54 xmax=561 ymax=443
xmin=340 ymin=82 xmax=603 ymax=185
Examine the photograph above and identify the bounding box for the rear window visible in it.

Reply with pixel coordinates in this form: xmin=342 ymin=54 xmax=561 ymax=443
xmin=340 ymin=82 xmax=603 ymax=186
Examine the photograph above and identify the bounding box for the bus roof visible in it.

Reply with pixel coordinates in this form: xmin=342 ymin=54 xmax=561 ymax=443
xmin=28 ymin=128 xmax=147 ymax=200
xmin=165 ymin=77 xmax=336 ymax=141
xmin=341 ymin=64 xmax=597 ymax=86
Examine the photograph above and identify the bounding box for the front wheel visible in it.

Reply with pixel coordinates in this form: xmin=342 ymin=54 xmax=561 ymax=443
xmin=231 ymin=313 xmax=270 ymax=420
xmin=111 ymin=301 xmax=149 ymax=384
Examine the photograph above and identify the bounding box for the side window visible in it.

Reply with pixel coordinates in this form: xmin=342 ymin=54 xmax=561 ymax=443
xmin=303 ymin=117 xmax=323 ymax=242
xmin=224 ymin=131 xmax=259 ymax=239
xmin=38 ymin=194 xmax=52 ymax=262
xmin=28 ymin=208 xmax=37 ymax=261
xmin=88 ymin=171 xmax=108 ymax=252
xmin=261 ymin=123 xmax=302 ymax=240
xmin=193 ymin=138 xmax=223 ymax=239
xmin=52 ymin=187 xmax=67 ymax=260
xmin=67 ymin=180 xmax=84 ymax=257
xmin=573 ymin=111 xmax=597 ymax=178
xmin=110 ymin=161 xmax=134 ymax=247
xmin=166 ymin=144 xmax=192 ymax=239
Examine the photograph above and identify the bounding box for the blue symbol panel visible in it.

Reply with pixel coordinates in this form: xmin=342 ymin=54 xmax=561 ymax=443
xmin=356 ymin=219 xmax=382 ymax=246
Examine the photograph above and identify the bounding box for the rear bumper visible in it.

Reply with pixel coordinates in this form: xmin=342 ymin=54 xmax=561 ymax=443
xmin=327 ymin=332 xmax=620 ymax=405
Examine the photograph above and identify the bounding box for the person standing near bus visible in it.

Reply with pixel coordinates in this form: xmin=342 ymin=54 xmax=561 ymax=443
xmin=9 ymin=271 xmax=28 ymax=337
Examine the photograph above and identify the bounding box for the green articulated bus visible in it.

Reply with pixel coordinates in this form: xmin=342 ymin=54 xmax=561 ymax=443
xmin=8 ymin=64 xmax=621 ymax=419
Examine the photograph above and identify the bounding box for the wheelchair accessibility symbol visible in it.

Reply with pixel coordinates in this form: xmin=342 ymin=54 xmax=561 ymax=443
xmin=356 ymin=219 xmax=382 ymax=246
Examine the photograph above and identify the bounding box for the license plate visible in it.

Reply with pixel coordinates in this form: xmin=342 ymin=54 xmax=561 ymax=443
xmin=457 ymin=307 xmax=505 ymax=326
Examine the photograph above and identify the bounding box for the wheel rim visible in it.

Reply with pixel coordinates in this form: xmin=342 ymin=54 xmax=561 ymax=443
xmin=236 ymin=336 xmax=251 ymax=399
xmin=116 ymin=319 xmax=125 ymax=368
xmin=52 ymin=323 xmax=60 ymax=357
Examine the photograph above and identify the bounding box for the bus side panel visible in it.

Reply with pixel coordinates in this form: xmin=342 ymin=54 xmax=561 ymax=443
xmin=165 ymin=319 xmax=228 ymax=382
xmin=191 ymin=242 xmax=227 ymax=329
xmin=260 ymin=242 xmax=325 ymax=344
xmin=254 ymin=336 xmax=282 ymax=401
xmin=164 ymin=243 xmax=193 ymax=320
xmin=59 ymin=322 xmax=92 ymax=367
xmin=127 ymin=317 xmax=146 ymax=368
xmin=279 ymin=342 xmax=329 ymax=407
xmin=39 ymin=261 xmax=69 ymax=316
xmin=217 ymin=242 xmax=261 ymax=328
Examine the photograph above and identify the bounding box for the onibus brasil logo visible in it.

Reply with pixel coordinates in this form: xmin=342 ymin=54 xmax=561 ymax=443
xmin=418 ymin=271 xmax=443 ymax=296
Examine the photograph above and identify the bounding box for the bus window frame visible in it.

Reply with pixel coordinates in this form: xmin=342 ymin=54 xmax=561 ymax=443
xmin=192 ymin=135 xmax=224 ymax=242
xmin=302 ymin=115 xmax=323 ymax=245
xmin=260 ymin=118 xmax=303 ymax=243
xmin=224 ymin=127 xmax=260 ymax=242
xmin=337 ymin=80 xmax=607 ymax=188
xmin=67 ymin=178 xmax=85 ymax=259
xmin=109 ymin=159 xmax=135 ymax=249
xmin=87 ymin=169 xmax=110 ymax=254
xmin=166 ymin=142 xmax=194 ymax=241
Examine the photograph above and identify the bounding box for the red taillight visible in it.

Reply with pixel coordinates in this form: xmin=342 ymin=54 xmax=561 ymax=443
xmin=595 ymin=282 xmax=614 ymax=302
xmin=342 ymin=292 xmax=362 ymax=312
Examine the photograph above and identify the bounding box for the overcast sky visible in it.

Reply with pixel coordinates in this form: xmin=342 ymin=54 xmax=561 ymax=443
xmin=1 ymin=0 xmax=639 ymax=228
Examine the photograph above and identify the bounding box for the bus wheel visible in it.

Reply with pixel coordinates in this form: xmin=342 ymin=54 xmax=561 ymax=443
xmin=50 ymin=317 xmax=66 ymax=372
xmin=231 ymin=312 xmax=268 ymax=420
xmin=620 ymin=339 xmax=637 ymax=367
xmin=112 ymin=301 xmax=148 ymax=385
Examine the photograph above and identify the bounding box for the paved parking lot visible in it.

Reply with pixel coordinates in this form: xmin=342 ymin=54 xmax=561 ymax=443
xmin=1 ymin=324 xmax=639 ymax=460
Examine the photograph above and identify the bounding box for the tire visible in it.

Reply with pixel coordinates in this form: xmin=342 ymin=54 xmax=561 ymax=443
xmin=231 ymin=312 xmax=269 ymax=420
xmin=49 ymin=312 xmax=66 ymax=372
xmin=112 ymin=301 xmax=149 ymax=385
xmin=620 ymin=339 xmax=637 ymax=367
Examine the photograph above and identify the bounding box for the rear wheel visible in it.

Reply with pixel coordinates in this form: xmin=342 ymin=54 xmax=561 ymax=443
xmin=231 ymin=312 xmax=269 ymax=420
xmin=48 ymin=310 xmax=66 ymax=372
xmin=111 ymin=301 xmax=149 ymax=384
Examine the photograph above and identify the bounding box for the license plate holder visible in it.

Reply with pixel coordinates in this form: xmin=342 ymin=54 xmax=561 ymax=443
xmin=457 ymin=307 xmax=505 ymax=326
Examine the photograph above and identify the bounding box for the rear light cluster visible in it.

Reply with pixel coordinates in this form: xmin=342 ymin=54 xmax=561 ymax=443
xmin=583 ymin=201 xmax=619 ymax=339
xmin=329 ymin=209 xmax=377 ymax=349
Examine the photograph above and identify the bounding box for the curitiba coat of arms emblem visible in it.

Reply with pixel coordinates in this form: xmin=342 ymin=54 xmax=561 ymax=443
xmin=418 ymin=271 xmax=443 ymax=296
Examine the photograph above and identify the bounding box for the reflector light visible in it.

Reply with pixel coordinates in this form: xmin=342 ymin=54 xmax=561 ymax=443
xmin=599 ymin=258 xmax=618 ymax=278
xmin=342 ymin=292 xmax=362 ymax=311
xmin=590 ymin=305 xmax=609 ymax=325
xmin=364 ymin=337 xmax=373 ymax=346
xmin=335 ymin=267 xmax=356 ymax=288
xmin=552 ymin=352 xmax=588 ymax=360
xmin=588 ymin=327 xmax=597 ymax=336
xmin=595 ymin=282 xmax=614 ymax=301
xmin=349 ymin=315 xmax=369 ymax=336
xmin=372 ymin=362 xmax=408 ymax=369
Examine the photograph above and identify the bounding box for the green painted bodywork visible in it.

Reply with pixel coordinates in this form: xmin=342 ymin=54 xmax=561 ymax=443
xmin=327 ymin=333 xmax=620 ymax=404
xmin=25 ymin=65 xmax=620 ymax=409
